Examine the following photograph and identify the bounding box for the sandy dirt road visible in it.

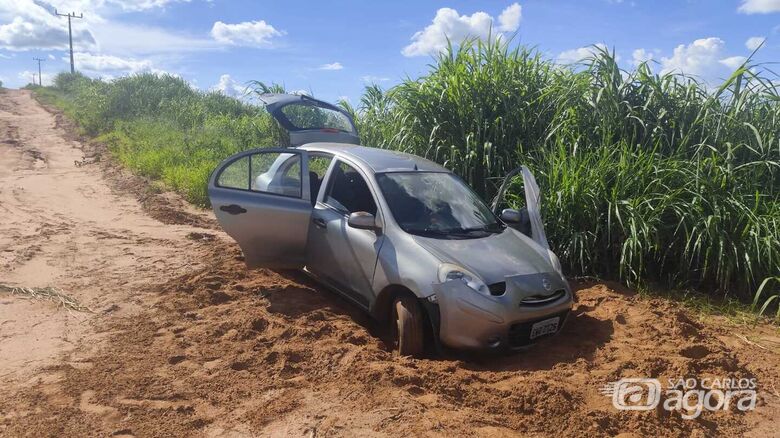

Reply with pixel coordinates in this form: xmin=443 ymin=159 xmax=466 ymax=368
xmin=0 ymin=88 xmax=779 ymax=437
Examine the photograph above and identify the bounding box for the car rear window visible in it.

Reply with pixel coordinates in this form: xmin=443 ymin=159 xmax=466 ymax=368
xmin=280 ymin=104 xmax=354 ymax=132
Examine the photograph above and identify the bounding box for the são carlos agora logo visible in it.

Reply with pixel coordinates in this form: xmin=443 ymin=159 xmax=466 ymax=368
xmin=600 ymin=377 xmax=757 ymax=420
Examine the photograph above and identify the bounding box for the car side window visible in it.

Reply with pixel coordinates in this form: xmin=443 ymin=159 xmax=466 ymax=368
xmin=217 ymin=156 xmax=250 ymax=189
xmin=324 ymin=161 xmax=377 ymax=215
xmin=217 ymin=151 xmax=302 ymax=198
xmin=308 ymin=154 xmax=333 ymax=205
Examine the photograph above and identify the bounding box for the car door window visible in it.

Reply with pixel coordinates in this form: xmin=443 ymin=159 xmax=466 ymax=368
xmin=217 ymin=151 xmax=302 ymax=198
xmin=217 ymin=156 xmax=250 ymax=189
xmin=324 ymin=161 xmax=377 ymax=215
xmin=308 ymin=154 xmax=333 ymax=204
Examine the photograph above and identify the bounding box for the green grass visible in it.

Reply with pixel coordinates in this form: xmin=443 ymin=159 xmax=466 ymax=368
xmin=30 ymin=41 xmax=780 ymax=318
xmin=34 ymin=72 xmax=279 ymax=206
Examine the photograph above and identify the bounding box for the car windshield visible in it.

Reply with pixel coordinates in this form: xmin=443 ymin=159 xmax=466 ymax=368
xmin=375 ymin=172 xmax=504 ymax=239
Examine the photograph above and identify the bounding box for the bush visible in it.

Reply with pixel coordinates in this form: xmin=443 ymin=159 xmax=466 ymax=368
xmin=351 ymin=39 xmax=779 ymax=299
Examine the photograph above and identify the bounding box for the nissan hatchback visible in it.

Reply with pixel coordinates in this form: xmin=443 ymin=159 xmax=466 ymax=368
xmin=208 ymin=94 xmax=573 ymax=356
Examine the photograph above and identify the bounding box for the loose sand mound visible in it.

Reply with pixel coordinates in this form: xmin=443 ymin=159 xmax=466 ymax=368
xmin=3 ymin=238 xmax=778 ymax=437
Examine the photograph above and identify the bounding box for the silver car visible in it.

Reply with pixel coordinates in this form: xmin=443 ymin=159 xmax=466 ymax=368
xmin=208 ymin=94 xmax=573 ymax=356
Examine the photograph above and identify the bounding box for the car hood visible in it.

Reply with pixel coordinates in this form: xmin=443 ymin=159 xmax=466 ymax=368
xmin=412 ymin=229 xmax=556 ymax=285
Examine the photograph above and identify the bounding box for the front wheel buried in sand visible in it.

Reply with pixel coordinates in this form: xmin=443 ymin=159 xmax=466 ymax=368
xmin=393 ymin=295 xmax=425 ymax=357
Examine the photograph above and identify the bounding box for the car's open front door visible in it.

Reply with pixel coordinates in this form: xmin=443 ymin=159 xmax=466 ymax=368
xmin=492 ymin=166 xmax=550 ymax=253
xmin=258 ymin=94 xmax=360 ymax=146
xmin=208 ymin=148 xmax=311 ymax=269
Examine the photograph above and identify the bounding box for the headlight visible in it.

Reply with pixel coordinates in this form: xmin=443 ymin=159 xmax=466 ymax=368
xmin=438 ymin=263 xmax=489 ymax=294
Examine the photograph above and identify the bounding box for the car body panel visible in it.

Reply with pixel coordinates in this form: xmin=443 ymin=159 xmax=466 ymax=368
xmin=412 ymin=228 xmax=555 ymax=285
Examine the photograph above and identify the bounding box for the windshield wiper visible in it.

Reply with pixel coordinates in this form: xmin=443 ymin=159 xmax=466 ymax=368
xmin=458 ymin=223 xmax=505 ymax=234
xmin=406 ymin=228 xmax=468 ymax=239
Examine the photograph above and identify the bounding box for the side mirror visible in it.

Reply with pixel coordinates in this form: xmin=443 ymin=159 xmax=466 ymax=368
xmin=500 ymin=208 xmax=522 ymax=224
xmin=347 ymin=211 xmax=379 ymax=231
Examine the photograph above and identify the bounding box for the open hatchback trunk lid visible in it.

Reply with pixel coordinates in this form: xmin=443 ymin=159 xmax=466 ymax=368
xmin=259 ymin=93 xmax=360 ymax=147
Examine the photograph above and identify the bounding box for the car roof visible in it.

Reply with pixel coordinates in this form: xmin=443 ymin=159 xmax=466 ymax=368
xmin=298 ymin=143 xmax=449 ymax=173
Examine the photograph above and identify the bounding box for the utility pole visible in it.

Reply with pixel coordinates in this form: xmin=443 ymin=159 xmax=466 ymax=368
xmin=32 ymin=73 xmax=37 ymax=86
xmin=54 ymin=9 xmax=83 ymax=74
xmin=33 ymin=57 xmax=45 ymax=86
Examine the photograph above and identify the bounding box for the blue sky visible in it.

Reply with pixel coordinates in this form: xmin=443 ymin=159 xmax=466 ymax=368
xmin=1 ymin=0 xmax=779 ymax=103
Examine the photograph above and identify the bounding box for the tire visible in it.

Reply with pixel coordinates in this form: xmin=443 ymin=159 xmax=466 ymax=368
xmin=393 ymin=295 xmax=425 ymax=357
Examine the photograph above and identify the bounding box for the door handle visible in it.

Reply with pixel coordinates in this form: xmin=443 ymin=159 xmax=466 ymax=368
xmin=220 ymin=204 xmax=247 ymax=215
xmin=312 ymin=217 xmax=327 ymax=228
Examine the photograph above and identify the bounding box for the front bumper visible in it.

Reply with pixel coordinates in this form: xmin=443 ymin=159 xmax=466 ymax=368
xmin=432 ymin=272 xmax=573 ymax=350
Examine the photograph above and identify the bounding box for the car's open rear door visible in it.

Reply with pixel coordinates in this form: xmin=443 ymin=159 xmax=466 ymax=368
xmin=258 ymin=93 xmax=360 ymax=146
xmin=208 ymin=148 xmax=311 ymax=269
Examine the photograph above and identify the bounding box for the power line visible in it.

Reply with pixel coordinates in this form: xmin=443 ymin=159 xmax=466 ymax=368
xmin=33 ymin=57 xmax=45 ymax=86
xmin=54 ymin=10 xmax=83 ymax=74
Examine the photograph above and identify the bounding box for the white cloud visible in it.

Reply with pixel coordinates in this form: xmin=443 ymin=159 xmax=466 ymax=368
xmin=0 ymin=1 xmax=97 ymax=51
xmin=90 ymin=22 xmax=218 ymax=56
xmin=18 ymin=69 xmax=54 ymax=86
xmin=738 ymin=0 xmax=780 ymax=14
xmin=745 ymin=36 xmax=766 ymax=50
xmin=211 ymin=74 xmax=245 ymax=98
xmin=631 ymin=48 xmax=656 ymax=66
xmin=719 ymin=55 xmax=747 ymax=69
xmin=210 ymin=20 xmax=284 ymax=47
xmin=557 ymin=43 xmax=614 ymax=64
xmin=497 ymin=3 xmax=522 ymax=32
xmin=317 ymin=62 xmax=343 ymax=71
xmin=660 ymin=37 xmax=725 ymax=76
xmin=72 ymin=52 xmax=154 ymax=73
xmin=402 ymin=3 xmax=521 ymax=57
xmin=361 ymin=75 xmax=390 ymax=84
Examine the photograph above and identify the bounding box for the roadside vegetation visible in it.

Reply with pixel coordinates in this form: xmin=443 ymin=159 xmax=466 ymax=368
xmin=34 ymin=73 xmax=279 ymax=204
xmin=30 ymin=39 xmax=779 ymax=316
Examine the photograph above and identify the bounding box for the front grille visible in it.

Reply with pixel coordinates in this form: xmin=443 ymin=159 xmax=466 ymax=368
xmin=520 ymin=289 xmax=566 ymax=306
xmin=507 ymin=310 xmax=570 ymax=347
xmin=488 ymin=282 xmax=506 ymax=296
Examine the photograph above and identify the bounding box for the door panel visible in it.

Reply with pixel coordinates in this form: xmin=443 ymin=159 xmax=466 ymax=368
xmin=306 ymin=207 xmax=383 ymax=307
xmin=208 ymin=149 xmax=311 ymax=269
xmin=305 ymin=160 xmax=383 ymax=306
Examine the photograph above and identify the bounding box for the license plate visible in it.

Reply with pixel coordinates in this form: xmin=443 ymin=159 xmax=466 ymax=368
xmin=530 ymin=317 xmax=560 ymax=339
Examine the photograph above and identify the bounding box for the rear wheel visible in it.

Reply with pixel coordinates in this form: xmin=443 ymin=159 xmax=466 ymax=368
xmin=392 ymin=296 xmax=425 ymax=357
